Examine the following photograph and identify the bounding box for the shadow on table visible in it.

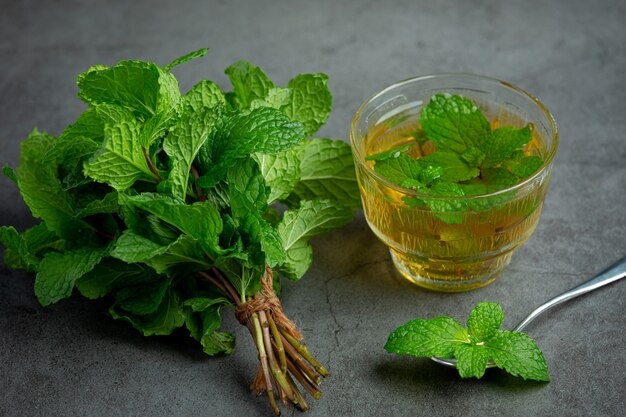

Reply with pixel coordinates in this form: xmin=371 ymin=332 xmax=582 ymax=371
xmin=373 ymin=356 xmax=547 ymax=394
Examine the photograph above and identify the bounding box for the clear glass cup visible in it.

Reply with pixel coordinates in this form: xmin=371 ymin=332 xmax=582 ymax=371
xmin=350 ymin=74 xmax=558 ymax=292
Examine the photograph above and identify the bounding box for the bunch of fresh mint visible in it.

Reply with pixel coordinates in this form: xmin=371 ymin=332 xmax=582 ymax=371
xmin=385 ymin=302 xmax=550 ymax=381
xmin=0 ymin=48 xmax=361 ymax=415
xmin=368 ymin=94 xmax=544 ymax=223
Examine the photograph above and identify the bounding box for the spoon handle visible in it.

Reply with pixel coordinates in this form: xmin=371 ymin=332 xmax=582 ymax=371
xmin=513 ymin=256 xmax=626 ymax=332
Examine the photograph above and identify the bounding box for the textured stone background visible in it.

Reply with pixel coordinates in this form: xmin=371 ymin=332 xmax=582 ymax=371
xmin=1 ymin=0 xmax=625 ymax=416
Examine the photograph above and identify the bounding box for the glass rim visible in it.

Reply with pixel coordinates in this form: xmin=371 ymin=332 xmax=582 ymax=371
xmin=349 ymin=73 xmax=559 ymax=201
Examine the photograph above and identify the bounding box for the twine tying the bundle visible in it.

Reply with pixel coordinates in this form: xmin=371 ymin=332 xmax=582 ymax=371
xmin=234 ymin=267 xmax=303 ymax=341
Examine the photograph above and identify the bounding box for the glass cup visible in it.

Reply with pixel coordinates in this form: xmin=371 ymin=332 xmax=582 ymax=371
xmin=350 ymin=74 xmax=558 ymax=292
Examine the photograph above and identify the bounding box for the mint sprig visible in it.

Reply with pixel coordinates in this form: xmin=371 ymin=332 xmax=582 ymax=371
xmin=385 ymin=302 xmax=550 ymax=381
xmin=0 ymin=49 xmax=360 ymax=415
xmin=370 ymin=93 xmax=545 ymax=223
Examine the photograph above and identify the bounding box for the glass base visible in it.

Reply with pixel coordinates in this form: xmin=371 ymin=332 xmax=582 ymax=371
xmin=389 ymin=249 xmax=513 ymax=292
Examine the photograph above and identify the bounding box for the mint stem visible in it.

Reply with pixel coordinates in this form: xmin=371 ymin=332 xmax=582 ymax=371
xmin=142 ymin=147 xmax=161 ymax=183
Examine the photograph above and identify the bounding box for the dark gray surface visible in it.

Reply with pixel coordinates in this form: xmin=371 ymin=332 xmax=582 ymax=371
xmin=1 ymin=0 xmax=625 ymax=416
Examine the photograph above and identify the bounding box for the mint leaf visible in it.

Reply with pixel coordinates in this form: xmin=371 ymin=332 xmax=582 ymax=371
xmin=2 ymin=164 xmax=17 ymax=183
xmin=185 ymin=298 xmax=236 ymax=355
xmin=110 ymin=230 xmax=172 ymax=263
xmin=420 ymin=93 xmax=490 ymax=153
xmin=253 ymin=148 xmax=301 ymax=204
xmin=110 ymin=287 xmax=186 ymax=336
xmin=83 ymin=109 xmax=159 ymax=190
xmin=78 ymin=60 xmax=181 ymax=120
xmin=35 ymin=245 xmax=109 ymax=306
xmin=143 ymin=235 xmax=208 ymax=274
xmin=163 ymin=106 xmax=217 ymax=200
xmin=466 ymin=302 xmax=504 ymax=340
xmin=227 ymin=158 xmax=268 ymax=218
xmin=121 ymin=193 xmax=223 ymax=257
xmin=290 ymin=139 xmax=361 ymax=210
xmin=487 ymin=331 xmax=550 ymax=381
xmin=76 ymin=259 xmax=152 ymax=299
xmin=17 ymin=130 xmax=92 ymax=239
xmin=0 ymin=226 xmax=38 ymax=271
xmin=385 ymin=303 xmax=550 ymax=382
xmin=454 ymin=344 xmax=490 ymax=378
xmin=278 ymin=199 xmax=354 ymax=279
xmin=164 ymin=47 xmax=208 ymax=72
xmin=284 ymin=74 xmax=332 ymax=136
xmin=114 ymin=275 xmax=171 ymax=315
xmin=59 ymin=108 xmax=105 ymax=143
xmin=76 ymin=192 xmax=119 ymax=218
xmin=374 ymin=153 xmax=422 ymax=187
xmin=385 ymin=317 xmax=469 ymax=358
xmin=461 ymin=147 xmax=486 ymax=167
xmin=505 ymin=155 xmax=543 ymax=178
xmin=365 ymin=143 xmax=412 ymax=161
xmin=250 ymin=87 xmax=291 ymax=111
xmin=197 ymin=107 xmax=305 ymax=187
xmin=480 ymin=126 xmax=532 ymax=168
xmin=417 ymin=151 xmax=479 ymax=182
xmin=183 ymin=80 xmax=226 ymax=112
xmin=239 ymin=213 xmax=286 ymax=268
xmin=403 ymin=182 xmax=467 ymax=224
xmin=225 ymin=60 xmax=274 ymax=109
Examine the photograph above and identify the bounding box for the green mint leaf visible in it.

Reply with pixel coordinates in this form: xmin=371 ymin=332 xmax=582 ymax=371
xmin=454 ymin=344 xmax=490 ymax=379
xmin=183 ymin=80 xmax=226 ymax=113
xmin=185 ymin=299 xmax=236 ymax=355
xmin=224 ymin=60 xmax=274 ymax=109
xmin=120 ymin=193 xmax=223 ymax=258
xmin=278 ymin=199 xmax=354 ymax=279
xmin=420 ymin=93 xmax=490 ymax=153
xmin=59 ymin=107 xmax=105 ymax=143
xmin=237 ymin=213 xmax=286 ymax=268
xmin=143 ymin=235 xmax=208 ymax=274
xmin=227 ymin=158 xmax=268 ymax=218
xmin=2 ymin=164 xmax=17 ymax=183
xmin=83 ymin=109 xmax=159 ymax=190
xmin=479 ymin=126 xmax=532 ymax=168
xmin=78 ymin=60 xmax=181 ymax=120
xmin=374 ymin=153 xmax=422 ymax=185
xmin=76 ymin=259 xmax=152 ymax=299
xmin=466 ymin=302 xmax=504 ymax=341
xmin=76 ymin=191 xmax=119 ymax=218
xmin=163 ymin=106 xmax=217 ymax=200
xmin=110 ymin=230 xmax=172 ymax=263
xmin=183 ymin=297 xmax=233 ymax=312
xmin=253 ymin=148 xmax=301 ymax=204
xmin=249 ymin=87 xmax=291 ymax=111
xmin=284 ymin=74 xmax=332 ymax=136
xmin=164 ymin=47 xmax=209 ymax=72
xmin=109 ymin=287 xmax=186 ymax=336
xmin=35 ymin=245 xmax=109 ymax=306
xmin=17 ymin=130 xmax=92 ymax=239
xmin=505 ymin=155 xmax=544 ymax=178
xmin=417 ymin=151 xmax=480 ymax=182
xmin=486 ymin=331 xmax=550 ymax=381
xmin=196 ymin=107 xmax=305 ymax=187
xmin=384 ymin=316 xmax=469 ymax=358
xmin=114 ymin=276 xmax=172 ymax=315
xmin=365 ymin=143 xmax=412 ymax=161
xmin=482 ymin=167 xmax=520 ymax=190
xmin=403 ymin=182 xmax=467 ymax=224
xmin=461 ymin=147 xmax=486 ymax=167
xmin=289 ymin=139 xmax=361 ymax=210
xmin=0 ymin=226 xmax=39 ymax=271
xmin=24 ymin=223 xmax=64 ymax=256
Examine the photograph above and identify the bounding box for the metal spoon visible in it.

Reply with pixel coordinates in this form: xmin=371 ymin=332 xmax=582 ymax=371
xmin=431 ymin=256 xmax=626 ymax=369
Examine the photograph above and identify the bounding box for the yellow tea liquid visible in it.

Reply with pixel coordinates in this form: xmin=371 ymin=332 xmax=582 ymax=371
xmin=357 ymin=110 xmax=551 ymax=291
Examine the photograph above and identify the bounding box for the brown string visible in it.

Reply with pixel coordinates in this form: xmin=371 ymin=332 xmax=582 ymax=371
xmin=234 ymin=267 xmax=303 ymax=341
